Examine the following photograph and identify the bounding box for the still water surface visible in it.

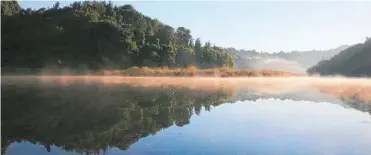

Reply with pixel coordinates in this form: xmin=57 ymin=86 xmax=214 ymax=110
xmin=2 ymin=77 xmax=371 ymax=155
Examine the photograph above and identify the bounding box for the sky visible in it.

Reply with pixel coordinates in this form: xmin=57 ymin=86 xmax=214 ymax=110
xmin=18 ymin=0 xmax=371 ymax=53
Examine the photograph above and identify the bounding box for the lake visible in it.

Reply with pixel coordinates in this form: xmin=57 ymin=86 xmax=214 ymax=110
xmin=2 ymin=76 xmax=371 ymax=155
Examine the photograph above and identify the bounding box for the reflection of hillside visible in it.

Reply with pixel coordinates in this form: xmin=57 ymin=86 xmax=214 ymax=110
xmin=1 ymin=84 xmax=233 ymax=155
xmin=2 ymin=77 xmax=371 ymax=155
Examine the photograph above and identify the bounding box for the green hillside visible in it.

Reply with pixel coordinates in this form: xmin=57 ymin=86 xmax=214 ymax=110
xmin=1 ymin=1 xmax=234 ymax=73
xmin=307 ymin=38 xmax=371 ymax=77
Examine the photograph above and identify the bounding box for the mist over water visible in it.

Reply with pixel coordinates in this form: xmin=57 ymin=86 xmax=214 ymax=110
xmin=3 ymin=76 xmax=370 ymax=103
xmin=2 ymin=76 xmax=371 ymax=155
xmin=248 ymin=58 xmax=307 ymax=73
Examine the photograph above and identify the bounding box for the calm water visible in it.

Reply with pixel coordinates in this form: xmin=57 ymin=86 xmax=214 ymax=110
xmin=2 ymin=77 xmax=371 ymax=155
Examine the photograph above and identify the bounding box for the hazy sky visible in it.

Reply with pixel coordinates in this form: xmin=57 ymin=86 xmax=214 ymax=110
xmin=19 ymin=1 xmax=371 ymax=53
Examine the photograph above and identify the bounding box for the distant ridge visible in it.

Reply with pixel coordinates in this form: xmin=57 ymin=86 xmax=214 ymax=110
xmin=224 ymin=45 xmax=349 ymax=73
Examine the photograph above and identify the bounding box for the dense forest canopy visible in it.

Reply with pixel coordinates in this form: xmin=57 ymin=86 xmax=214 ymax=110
xmin=1 ymin=1 xmax=235 ymax=72
xmin=307 ymin=38 xmax=371 ymax=77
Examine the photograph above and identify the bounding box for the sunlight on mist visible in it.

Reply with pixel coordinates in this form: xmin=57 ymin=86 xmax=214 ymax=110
xmin=3 ymin=76 xmax=371 ymax=103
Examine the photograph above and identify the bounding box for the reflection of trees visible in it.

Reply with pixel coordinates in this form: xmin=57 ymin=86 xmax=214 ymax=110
xmin=1 ymin=84 xmax=233 ymax=154
xmin=339 ymin=99 xmax=371 ymax=115
xmin=2 ymin=82 xmax=370 ymax=155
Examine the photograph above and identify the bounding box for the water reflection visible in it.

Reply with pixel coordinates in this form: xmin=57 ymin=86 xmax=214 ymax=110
xmin=2 ymin=81 xmax=233 ymax=154
xmin=2 ymin=77 xmax=371 ymax=155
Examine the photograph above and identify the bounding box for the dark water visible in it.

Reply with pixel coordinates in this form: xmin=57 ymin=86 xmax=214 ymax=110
xmin=2 ymin=77 xmax=371 ymax=155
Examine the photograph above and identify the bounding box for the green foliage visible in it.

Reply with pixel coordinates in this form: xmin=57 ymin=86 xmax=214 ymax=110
xmin=1 ymin=1 xmax=235 ymax=72
xmin=194 ymin=38 xmax=203 ymax=64
xmin=307 ymin=38 xmax=371 ymax=77
xmin=1 ymin=0 xmax=21 ymax=16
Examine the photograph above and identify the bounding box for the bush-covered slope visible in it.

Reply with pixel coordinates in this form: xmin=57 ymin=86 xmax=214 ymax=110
xmin=307 ymin=39 xmax=371 ymax=77
xmin=1 ymin=1 xmax=235 ymax=73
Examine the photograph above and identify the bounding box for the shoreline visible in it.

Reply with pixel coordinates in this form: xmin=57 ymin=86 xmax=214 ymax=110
xmin=1 ymin=67 xmax=302 ymax=77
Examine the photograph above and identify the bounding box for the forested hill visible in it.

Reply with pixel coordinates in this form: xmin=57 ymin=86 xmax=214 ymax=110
xmin=307 ymin=38 xmax=371 ymax=77
xmin=1 ymin=1 xmax=235 ymax=73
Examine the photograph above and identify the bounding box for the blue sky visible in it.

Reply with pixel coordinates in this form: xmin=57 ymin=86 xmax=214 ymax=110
xmin=19 ymin=1 xmax=371 ymax=53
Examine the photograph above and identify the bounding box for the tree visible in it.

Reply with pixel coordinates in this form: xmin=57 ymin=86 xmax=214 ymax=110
xmin=175 ymin=27 xmax=192 ymax=46
xmin=194 ymin=38 xmax=202 ymax=65
xmin=1 ymin=1 xmax=21 ymax=16
xmin=52 ymin=2 xmax=60 ymax=10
